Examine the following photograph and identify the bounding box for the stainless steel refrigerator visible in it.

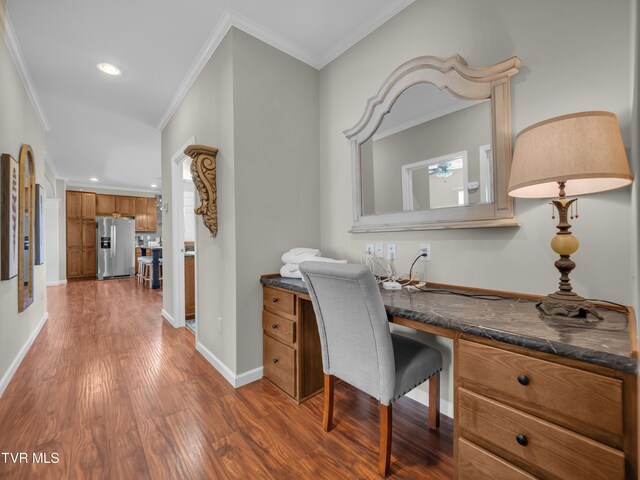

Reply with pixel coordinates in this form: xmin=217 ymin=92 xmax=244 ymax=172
xmin=97 ymin=217 xmax=135 ymax=279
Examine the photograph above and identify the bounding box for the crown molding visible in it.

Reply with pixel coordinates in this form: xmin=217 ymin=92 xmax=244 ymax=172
xmin=156 ymin=8 xmax=321 ymax=131
xmin=229 ymin=8 xmax=320 ymax=69
xmin=156 ymin=10 xmax=233 ymax=131
xmin=317 ymin=0 xmax=414 ymax=68
xmin=1 ymin=10 xmax=51 ymax=131
xmin=66 ymin=182 xmax=160 ymax=195
xmin=157 ymin=2 xmax=413 ymax=131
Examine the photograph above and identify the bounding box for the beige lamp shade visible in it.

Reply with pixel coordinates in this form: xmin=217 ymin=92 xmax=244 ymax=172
xmin=508 ymin=111 xmax=633 ymax=198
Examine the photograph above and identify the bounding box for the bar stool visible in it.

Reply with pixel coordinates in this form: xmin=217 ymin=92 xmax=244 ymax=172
xmin=138 ymin=256 xmax=153 ymax=285
xmin=142 ymin=258 xmax=163 ymax=288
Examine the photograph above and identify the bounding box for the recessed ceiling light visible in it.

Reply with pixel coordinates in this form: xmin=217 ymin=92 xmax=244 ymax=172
xmin=97 ymin=63 xmax=121 ymax=76
xmin=90 ymin=177 xmax=99 ymax=182
xmin=150 ymin=184 xmax=157 ymax=188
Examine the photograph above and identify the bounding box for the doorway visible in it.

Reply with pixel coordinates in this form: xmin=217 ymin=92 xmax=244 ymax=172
xmin=170 ymin=136 xmax=198 ymax=341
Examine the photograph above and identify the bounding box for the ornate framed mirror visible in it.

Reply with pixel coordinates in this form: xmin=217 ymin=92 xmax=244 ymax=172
xmin=344 ymin=55 xmax=521 ymax=232
xmin=18 ymin=144 xmax=35 ymax=312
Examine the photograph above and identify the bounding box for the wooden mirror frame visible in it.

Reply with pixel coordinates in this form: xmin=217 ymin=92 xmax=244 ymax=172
xmin=344 ymin=54 xmax=521 ymax=232
xmin=18 ymin=144 xmax=35 ymax=312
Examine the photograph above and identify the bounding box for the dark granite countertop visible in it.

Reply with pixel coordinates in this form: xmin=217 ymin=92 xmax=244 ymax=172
xmin=261 ymin=276 xmax=638 ymax=374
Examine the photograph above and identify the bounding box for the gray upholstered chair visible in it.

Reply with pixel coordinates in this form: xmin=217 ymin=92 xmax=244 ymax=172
xmin=300 ymin=261 xmax=442 ymax=477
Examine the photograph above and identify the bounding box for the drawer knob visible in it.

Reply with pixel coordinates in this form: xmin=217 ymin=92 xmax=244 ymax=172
xmin=517 ymin=374 xmax=530 ymax=386
xmin=516 ymin=434 xmax=528 ymax=446
xmin=273 ymin=358 xmax=279 ymax=364
xmin=272 ymin=297 xmax=278 ymax=303
xmin=271 ymin=323 xmax=278 ymax=329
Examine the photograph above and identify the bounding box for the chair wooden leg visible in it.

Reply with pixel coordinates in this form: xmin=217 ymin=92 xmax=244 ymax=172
xmin=323 ymin=374 xmax=334 ymax=432
xmin=378 ymin=403 xmax=392 ymax=477
xmin=428 ymin=373 xmax=440 ymax=430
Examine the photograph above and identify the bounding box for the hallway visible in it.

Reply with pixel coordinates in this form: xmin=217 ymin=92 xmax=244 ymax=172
xmin=0 ymin=280 xmax=453 ymax=479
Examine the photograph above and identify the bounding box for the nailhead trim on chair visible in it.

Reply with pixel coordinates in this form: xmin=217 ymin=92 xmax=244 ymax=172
xmin=391 ymin=367 xmax=443 ymax=403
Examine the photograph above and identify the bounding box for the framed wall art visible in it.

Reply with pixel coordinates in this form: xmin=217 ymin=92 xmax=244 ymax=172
xmin=1 ymin=153 xmax=20 ymax=280
xmin=35 ymin=183 xmax=44 ymax=265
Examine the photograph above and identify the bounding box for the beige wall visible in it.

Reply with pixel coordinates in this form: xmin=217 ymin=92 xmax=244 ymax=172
xmin=319 ymin=0 xmax=637 ymax=407
xmin=161 ymin=28 xmax=320 ymax=375
xmin=232 ymin=29 xmax=320 ymax=373
xmin=0 ymin=27 xmax=47 ymax=393
xmin=162 ymin=31 xmax=238 ymax=371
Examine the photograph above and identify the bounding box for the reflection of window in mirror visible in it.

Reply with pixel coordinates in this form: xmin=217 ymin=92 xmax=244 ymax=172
xmin=359 ymin=83 xmax=492 ymax=216
xmin=401 ymin=152 xmax=469 ymax=211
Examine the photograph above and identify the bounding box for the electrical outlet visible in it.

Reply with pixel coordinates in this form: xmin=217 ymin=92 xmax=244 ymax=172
xmin=217 ymin=316 xmax=223 ymax=333
xmin=375 ymin=243 xmax=384 ymax=258
xmin=419 ymin=243 xmax=431 ymax=261
xmin=386 ymin=243 xmax=396 ymax=260
xmin=366 ymin=243 xmax=374 ymax=255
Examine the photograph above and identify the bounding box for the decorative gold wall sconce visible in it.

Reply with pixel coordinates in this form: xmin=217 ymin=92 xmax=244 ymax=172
xmin=185 ymin=145 xmax=219 ymax=237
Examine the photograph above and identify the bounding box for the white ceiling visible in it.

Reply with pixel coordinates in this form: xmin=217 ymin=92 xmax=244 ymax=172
xmin=6 ymin=0 xmax=413 ymax=192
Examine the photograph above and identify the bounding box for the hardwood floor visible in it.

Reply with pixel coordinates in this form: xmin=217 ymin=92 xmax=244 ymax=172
xmin=0 ymin=279 xmax=453 ymax=479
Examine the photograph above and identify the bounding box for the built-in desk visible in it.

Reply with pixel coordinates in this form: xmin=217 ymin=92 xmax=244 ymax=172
xmin=260 ymin=274 xmax=638 ymax=479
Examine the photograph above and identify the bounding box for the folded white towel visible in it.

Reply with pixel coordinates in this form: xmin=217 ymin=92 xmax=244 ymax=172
xmin=282 ymin=248 xmax=321 ymax=264
xmin=280 ymin=264 xmax=303 ymax=279
xmin=280 ymin=257 xmax=347 ymax=280
xmin=282 ymin=263 xmax=300 ymax=274
xmin=288 ymin=248 xmax=320 ymax=256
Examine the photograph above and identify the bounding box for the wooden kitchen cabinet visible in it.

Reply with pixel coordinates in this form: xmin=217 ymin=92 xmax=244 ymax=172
xmin=135 ymin=197 xmax=147 ymax=231
xmin=66 ymin=192 xmax=81 ymax=218
xmin=82 ymin=220 xmax=96 ymax=247
xmin=81 ymin=193 xmax=96 ymax=219
xmin=67 ymin=247 xmax=83 ymax=277
xmin=185 ymin=255 xmax=195 ymax=319
xmin=146 ymin=198 xmax=158 ymax=231
xmin=135 ymin=196 xmax=158 ymax=232
xmin=82 ymin=248 xmax=96 ymax=277
xmin=116 ymin=196 xmax=135 ymax=216
xmin=67 ymin=218 xmax=82 ymax=247
xmin=97 ymin=194 xmax=136 ymax=217
xmin=96 ymin=194 xmax=115 ymax=215
xmin=66 ymin=191 xmax=96 ymax=279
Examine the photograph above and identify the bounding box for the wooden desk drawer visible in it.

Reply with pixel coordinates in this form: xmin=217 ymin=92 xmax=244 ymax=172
xmin=458 ymin=438 xmax=535 ymax=480
xmin=263 ymin=310 xmax=296 ymax=345
xmin=458 ymin=388 xmax=624 ymax=480
xmin=264 ymin=335 xmax=295 ymax=397
xmin=458 ymin=339 xmax=623 ymax=446
xmin=263 ymin=287 xmax=295 ymax=316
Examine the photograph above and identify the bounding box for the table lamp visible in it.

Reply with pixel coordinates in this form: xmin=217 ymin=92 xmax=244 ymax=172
xmin=508 ymin=111 xmax=633 ymax=320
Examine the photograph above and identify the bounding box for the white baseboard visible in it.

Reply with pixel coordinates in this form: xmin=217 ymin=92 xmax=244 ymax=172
xmin=196 ymin=340 xmax=263 ymax=388
xmin=46 ymin=280 xmax=67 ymax=286
xmin=161 ymin=309 xmax=178 ymax=328
xmin=0 ymin=312 xmax=48 ymax=397
xmin=235 ymin=365 xmax=264 ymax=387
xmin=405 ymin=385 xmax=453 ymax=418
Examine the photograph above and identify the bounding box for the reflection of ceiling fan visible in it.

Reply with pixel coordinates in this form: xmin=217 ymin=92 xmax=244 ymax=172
xmin=429 ymin=162 xmax=453 ymax=177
